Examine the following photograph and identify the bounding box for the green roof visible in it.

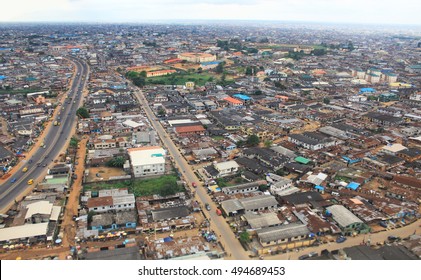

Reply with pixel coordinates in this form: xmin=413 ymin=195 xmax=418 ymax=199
xmin=295 ymin=156 xmax=311 ymax=164
xmin=44 ymin=176 xmax=68 ymax=185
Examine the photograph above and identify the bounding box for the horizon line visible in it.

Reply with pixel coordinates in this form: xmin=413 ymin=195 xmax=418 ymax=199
xmin=1 ymin=19 xmax=421 ymax=28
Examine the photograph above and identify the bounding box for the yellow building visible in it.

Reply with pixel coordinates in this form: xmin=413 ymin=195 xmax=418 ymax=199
xmin=178 ymin=52 xmax=216 ymax=63
xmin=185 ymin=81 xmax=195 ymax=89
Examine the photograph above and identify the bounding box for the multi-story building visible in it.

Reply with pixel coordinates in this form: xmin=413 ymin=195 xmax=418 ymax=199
xmin=128 ymin=146 xmax=166 ymax=177
xmin=177 ymin=52 xmax=216 ymax=63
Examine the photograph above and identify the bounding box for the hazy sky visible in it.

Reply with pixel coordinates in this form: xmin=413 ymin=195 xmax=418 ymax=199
xmin=2 ymin=0 xmax=420 ymax=25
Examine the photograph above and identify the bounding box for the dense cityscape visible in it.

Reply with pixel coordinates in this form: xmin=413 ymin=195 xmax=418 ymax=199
xmin=0 ymin=21 xmax=420 ymax=261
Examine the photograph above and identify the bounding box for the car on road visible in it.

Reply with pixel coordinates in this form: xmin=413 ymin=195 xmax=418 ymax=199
xmin=298 ymin=252 xmax=318 ymax=260
xmin=22 ymin=167 xmax=28 ymax=172
xmin=336 ymin=236 xmax=347 ymax=243
xmin=27 ymin=179 xmax=34 ymax=185
xmin=192 ymin=182 xmax=197 ymax=188
xmin=205 ymin=203 xmax=211 ymax=211
xmin=11 ymin=178 xmax=17 ymax=183
xmin=388 ymin=236 xmax=401 ymax=242
xmin=42 ymin=163 xmax=47 ymax=167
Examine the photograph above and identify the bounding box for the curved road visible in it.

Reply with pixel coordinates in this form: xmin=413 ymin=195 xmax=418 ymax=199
xmin=131 ymin=87 xmax=249 ymax=260
xmin=0 ymin=57 xmax=89 ymax=213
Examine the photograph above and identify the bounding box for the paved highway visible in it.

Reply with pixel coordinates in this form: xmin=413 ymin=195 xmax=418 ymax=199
xmin=131 ymin=87 xmax=249 ymax=260
xmin=0 ymin=57 xmax=89 ymax=213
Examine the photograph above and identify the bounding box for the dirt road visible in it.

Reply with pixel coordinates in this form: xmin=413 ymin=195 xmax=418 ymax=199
xmin=61 ymin=138 xmax=88 ymax=247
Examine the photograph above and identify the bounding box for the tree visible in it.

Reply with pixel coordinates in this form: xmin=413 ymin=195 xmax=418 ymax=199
xmin=132 ymin=76 xmax=146 ymax=87
xmin=245 ymin=66 xmax=254 ymax=76
xmin=106 ymin=156 xmax=126 ymax=168
xmin=275 ymin=168 xmax=286 ymax=176
xmin=216 ymin=178 xmax=228 ymax=188
xmin=139 ymin=71 xmax=147 ymax=78
xmin=246 ymin=134 xmax=260 ymax=147
xmin=239 ymin=231 xmax=250 ymax=243
xmin=323 ymin=97 xmax=330 ymax=104
xmin=264 ymin=140 xmax=272 ymax=148
xmin=258 ymin=184 xmax=269 ymax=192
xmin=236 ymin=140 xmax=245 ymax=148
xmin=312 ymin=48 xmax=327 ymax=56
xmin=76 ymin=107 xmax=90 ymax=119
xmin=274 ymin=81 xmax=287 ymax=90
xmin=87 ymin=210 xmax=96 ymax=224
xmin=157 ymin=108 xmax=166 ymax=116
xmin=215 ymin=62 xmax=224 ymax=74
xmin=69 ymin=137 xmax=79 ymax=148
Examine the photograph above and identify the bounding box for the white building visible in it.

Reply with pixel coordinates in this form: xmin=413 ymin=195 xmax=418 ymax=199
xmin=348 ymin=95 xmax=367 ymax=102
xmin=128 ymin=146 xmax=166 ymax=177
xmin=214 ymin=160 xmax=239 ymax=177
xmin=87 ymin=194 xmax=135 ymax=213
xmin=409 ymin=92 xmax=421 ymax=101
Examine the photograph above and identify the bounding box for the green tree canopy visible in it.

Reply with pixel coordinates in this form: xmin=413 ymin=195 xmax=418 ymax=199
xmin=76 ymin=107 xmax=90 ymax=119
xmin=246 ymin=134 xmax=260 ymax=147
xmin=69 ymin=136 xmax=79 ymax=148
xmin=106 ymin=156 xmax=126 ymax=168
xmin=215 ymin=62 xmax=225 ymax=74
xmin=239 ymin=231 xmax=250 ymax=243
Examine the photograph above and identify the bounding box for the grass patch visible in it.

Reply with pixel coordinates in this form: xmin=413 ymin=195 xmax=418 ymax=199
xmin=83 ymin=175 xmax=185 ymax=197
xmin=0 ymin=88 xmax=44 ymax=95
xmin=334 ymin=176 xmax=351 ymax=183
xmin=216 ymin=176 xmax=246 ymax=188
xmin=132 ymin=175 xmax=184 ymax=197
xmin=146 ymin=72 xmax=215 ymax=86
xmin=212 ymin=136 xmax=225 ymax=141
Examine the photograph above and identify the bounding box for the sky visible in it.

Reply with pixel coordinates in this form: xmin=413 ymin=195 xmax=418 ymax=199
xmin=1 ymin=0 xmax=420 ymax=25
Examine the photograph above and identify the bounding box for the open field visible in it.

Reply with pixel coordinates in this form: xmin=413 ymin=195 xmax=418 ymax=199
xmin=85 ymin=167 xmax=128 ymax=182
xmin=146 ymin=72 xmax=215 ymax=86
xmin=83 ymin=174 xmax=185 ymax=197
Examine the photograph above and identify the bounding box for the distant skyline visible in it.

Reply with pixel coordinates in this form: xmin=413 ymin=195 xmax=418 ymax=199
xmin=2 ymin=0 xmax=421 ymax=26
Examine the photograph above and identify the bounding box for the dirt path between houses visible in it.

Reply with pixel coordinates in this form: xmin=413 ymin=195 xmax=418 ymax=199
xmin=61 ymin=138 xmax=88 ymax=248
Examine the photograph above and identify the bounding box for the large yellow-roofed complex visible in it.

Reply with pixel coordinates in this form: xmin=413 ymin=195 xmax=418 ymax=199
xmin=177 ymin=52 xmax=216 ymax=63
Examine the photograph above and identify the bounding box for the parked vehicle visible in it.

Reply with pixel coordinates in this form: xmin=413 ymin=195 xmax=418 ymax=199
xmin=205 ymin=203 xmax=211 ymax=211
xmin=336 ymin=236 xmax=347 ymax=243
xmin=298 ymin=252 xmax=318 ymax=260
xmin=298 ymin=254 xmax=310 ymax=260
xmin=379 ymin=221 xmax=388 ymax=228
xmin=192 ymin=182 xmax=197 ymax=188
xmin=216 ymin=209 xmax=222 ymax=216
xmin=388 ymin=236 xmax=400 ymax=242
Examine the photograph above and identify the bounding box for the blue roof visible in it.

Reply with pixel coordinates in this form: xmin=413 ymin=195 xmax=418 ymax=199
xmin=314 ymin=185 xmax=324 ymax=191
xmin=346 ymin=182 xmax=360 ymax=191
xmin=0 ymin=75 xmax=6 ymax=80
xmin=233 ymin=94 xmax=251 ymax=101
xmin=201 ymin=61 xmax=221 ymax=66
xmin=163 ymin=237 xmax=173 ymax=242
xmin=359 ymin=88 xmax=376 ymax=93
